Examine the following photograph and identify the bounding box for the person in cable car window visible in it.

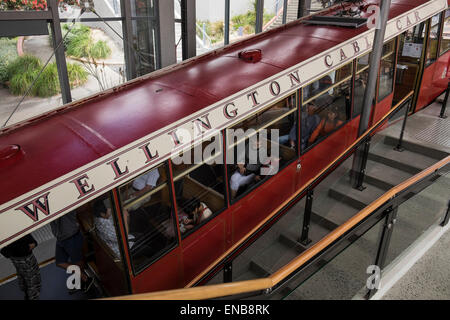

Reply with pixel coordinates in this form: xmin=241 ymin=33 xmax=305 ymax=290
xmin=93 ymin=200 xmax=134 ymax=258
xmin=180 ymin=197 xmax=212 ymax=232
xmin=229 ymin=135 xmax=270 ymax=199
xmin=308 ymin=106 xmax=344 ymax=145
xmin=128 ymin=168 xmax=160 ymax=206
xmin=301 ymin=102 xmax=321 ymax=150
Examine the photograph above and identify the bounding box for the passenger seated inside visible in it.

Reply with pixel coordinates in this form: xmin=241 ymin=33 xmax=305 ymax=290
xmin=126 ymin=168 xmax=160 ymax=210
xmin=279 ymin=124 xmax=297 ymax=149
xmin=308 ymin=106 xmax=344 ymax=145
xmin=230 ymin=135 xmax=273 ymax=199
xmin=179 ymin=197 xmax=212 ymax=233
xmin=301 ymin=102 xmax=321 ymax=151
xmin=93 ymin=199 xmax=133 ymax=258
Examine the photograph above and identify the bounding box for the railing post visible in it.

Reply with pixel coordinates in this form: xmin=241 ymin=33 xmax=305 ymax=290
xmin=394 ymin=99 xmax=412 ymax=152
xmin=223 ymin=261 xmax=233 ymax=283
xmin=439 ymin=80 xmax=449 ymax=119
xmin=353 ymin=136 xmax=371 ymax=191
xmin=300 ymin=188 xmax=313 ymax=245
xmin=367 ymin=206 xmax=398 ymax=299
xmin=441 ymin=200 xmax=450 ymax=227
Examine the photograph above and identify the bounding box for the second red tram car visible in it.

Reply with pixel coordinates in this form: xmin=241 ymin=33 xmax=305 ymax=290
xmin=0 ymin=0 xmax=448 ymax=296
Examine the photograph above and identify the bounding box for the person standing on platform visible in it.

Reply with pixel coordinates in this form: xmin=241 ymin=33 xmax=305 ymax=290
xmin=50 ymin=210 xmax=93 ymax=293
xmin=0 ymin=234 xmax=41 ymax=300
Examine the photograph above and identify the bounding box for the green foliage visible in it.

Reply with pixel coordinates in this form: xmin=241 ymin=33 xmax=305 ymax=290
xmin=0 ymin=38 xmax=18 ymax=84
xmin=196 ymin=20 xmax=224 ymax=44
xmin=90 ymin=40 xmax=112 ymax=59
xmin=62 ymin=23 xmax=112 ymax=59
xmin=67 ymin=63 xmax=88 ymax=88
xmin=6 ymin=55 xmax=88 ymax=97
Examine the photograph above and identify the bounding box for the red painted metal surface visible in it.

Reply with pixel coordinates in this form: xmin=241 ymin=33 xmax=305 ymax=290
xmin=416 ymin=51 xmax=450 ymax=111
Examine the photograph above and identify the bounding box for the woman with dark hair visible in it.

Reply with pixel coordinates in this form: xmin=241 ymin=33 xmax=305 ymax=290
xmin=308 ymin=106 xmax=344 ymax=144
xmin=181 ymin=197 xmax=212 ymax=231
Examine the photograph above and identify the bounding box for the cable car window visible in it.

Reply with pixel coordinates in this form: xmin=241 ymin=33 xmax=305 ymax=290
xmin=301 ymin=70 xmax=352 ymax=153
xmin=171 ymin=133 xmax=226 ymax=237
xmin=303 ymin=63 xmax=352 ymax=102
xmin=426 ymin=13 xmax=443 ymax=65
xmin=226 ymin=93 xmax=298 ymax=200
xmin=378 ymin=40 xmax=396 ymax=102
xmin=357 ymin=52 xmax=371 ymax=73
xmin=118 ymin=163 xmax=178 ymax=274
xmin=353 ymin=70 xmax=368 ymax=118
xmin=439 ymin=9 xmax=450 ymax=55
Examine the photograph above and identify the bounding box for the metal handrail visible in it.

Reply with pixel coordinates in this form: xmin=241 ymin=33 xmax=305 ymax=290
xmin=104 ymin=91 xmax=447 ymax=300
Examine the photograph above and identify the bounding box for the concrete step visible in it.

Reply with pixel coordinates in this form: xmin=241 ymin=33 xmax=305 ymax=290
xmin=368 ymin=141 xmax=439 ymax=175
xmin=383 ymin=135 xmax=449 ymax=161
xmin=364 ymin=159 xmax=413 ymax=190
xmin=328 ymin=179 xmax=386 ymax=211
xmin=312 ymin=193 xmax=360 ymax=226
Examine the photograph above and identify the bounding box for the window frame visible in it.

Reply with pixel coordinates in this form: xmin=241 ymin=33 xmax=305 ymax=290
xmin=116 ymin=161 xmax=180 ymax=276
xmin=426 ymin=12 xmax=444 ymax=66
xmin=300 ymin=64 xmax=354 ymax=155
xmin=170 ymin=134 xmax=228 ymax=240
xmin=377 ymin=39 xmax=397 ymax=102
xmin=226 ymin=91 xmax=300 ymax=205
xmin=439 ymin=9 xmax=450 ymax=57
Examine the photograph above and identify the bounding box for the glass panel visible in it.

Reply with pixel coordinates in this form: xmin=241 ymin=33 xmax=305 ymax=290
xmin=384 ymin=171 xmax=449 ymax=268
xmin=439 ymin=9 xmax=450 ymax=55
xmin=60 ymin=20 xmax=127 ymax=101
xmin=357 ymin=52 xmax=371 ymax=72
xmin=400 ymin=22 xmax=427 ymax=63
xmin=378 ymin=51 xmax=395 ymax=101
xmin=196 ymin=0 xmax=225 ymax=54
xmin=0 ymin=31 xmax=64 ymax=127
xmin=303 ymin=63 xmax=352 ymax=103
xmin=301 ymin=78 xmax=351 ymax=152
xmin=119 ymin=163 xmax=178 ymax=274
xmin=229 ymin=0 xmax=256 ymax=43
xmin=0 ymin=0 xmax=49 ymax=11
xmin=132 ymin=0 xmax=155 ymax=17
xmin=262 ymin=0 xmax=278 ymax=31
xmin=281 ymin=219 xmax=384 ymax=300
xmin=353 ymin=69 xmax=369 ymax=118
xmin=172 ymin=137 xmax=226 ymax=237
xmin=382 ymin=39 xmax=396 ymax=56
xmin=426 ymin=13 xmax=442 ymax=65
xmin=227 ymin=93 xmax=298 ymax=200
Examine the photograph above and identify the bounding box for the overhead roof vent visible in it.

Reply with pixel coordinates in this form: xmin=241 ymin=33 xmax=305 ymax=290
xmin=305 ymin=15 xmax=367 ymax=28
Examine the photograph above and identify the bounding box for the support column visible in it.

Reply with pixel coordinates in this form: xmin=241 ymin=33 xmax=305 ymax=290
xmin=255 ymin=0 xmax=264 ymax=34
xmin=48 ymin=0 xmax=72 ymax=104
xmin=352 ymin=0 xmax=392 ymax=188
xmin=300 ymin=188 xmax=314 ymax=246
xmin=225 ymin=0 xmax=230 ymax=45
xmin=181 ymin=0 xmax=196 ymax=60
xmin=439 ymin=80 xmax=449 ymax=119
xmin=223 ymin=262 xmax=233 ymax=283
xmin=367 ymin=206 xmax=398 ymax=299
xmin=120 ymin=0 xmax=136 ymax=80
xmin=297 ymin=0 xmax=312 ymax=19
xmin=157 ymin=0 xmax=176 ymax=68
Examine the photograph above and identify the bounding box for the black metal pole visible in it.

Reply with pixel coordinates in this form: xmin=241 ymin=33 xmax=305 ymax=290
xmin=354 ymin=136 xmax=371 ymax=190
xmin=224 ymin=0 xmax=230 ymax=45
xmin=300 ymin=188 xmax=313 ymax=245
xmin=223 ymin=261 xmax=233 ymax=283
xmin=282 ymin=0 xmax=288 ymax=24
xmin=367 ymin=206 xmax=398 ymax=299
xmin=255 ymin=0 xmax=264 ymax=34
xmin=48 ymin=0 xmax=72 ymax=104
xmin=351 ymin=0 xmax=391 ymax=187
xmin=440 ymin=80 xmax=449 ymax=119
xmin=441 ymin=200 xmax=450 ymax=227
xmin=120 ymin=0 xmax=136 ymax=80
xmin=394 ymin=98 xmax=412 ymax=152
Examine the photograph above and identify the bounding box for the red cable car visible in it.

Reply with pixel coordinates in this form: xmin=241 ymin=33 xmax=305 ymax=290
xmin=0 ymin=0 xmax=448 ymax=297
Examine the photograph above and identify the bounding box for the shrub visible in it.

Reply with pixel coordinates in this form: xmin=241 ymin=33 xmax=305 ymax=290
xmin=6 ymin=55 xmax=88 ymax=97
xmin=0 ymin=38 xmax=18 ymax=84
xmin=90 ymin=40 xmax=112 ymax=59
